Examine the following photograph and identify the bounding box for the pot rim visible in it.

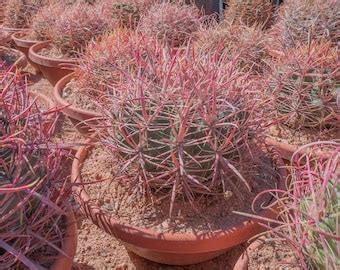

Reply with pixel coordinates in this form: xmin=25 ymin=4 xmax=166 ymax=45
xmin=53 ymin=72 xmax=102 ymax=119
xmin=12 ymin=30 xmax=40 ymax=46
xmin=71 ymin=140 xmax=288 ymax=254
xmin=29 ymin=40 xmax=78 ymax=66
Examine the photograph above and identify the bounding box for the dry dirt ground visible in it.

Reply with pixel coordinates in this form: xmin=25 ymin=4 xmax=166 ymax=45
xmin=26 ymin=66 xmax=300 ymax=270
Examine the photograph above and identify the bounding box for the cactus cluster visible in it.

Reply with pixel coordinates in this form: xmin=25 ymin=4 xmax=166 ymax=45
xmin=138 ymin=1 xmax=201 ymax=47
xmin=225 ymin=0 xmax=274 ymax=29
xmin=266 ymin=42 xmax=339 ymax=130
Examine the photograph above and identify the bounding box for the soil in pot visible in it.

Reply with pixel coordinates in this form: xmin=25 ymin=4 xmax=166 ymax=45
xmin=247 ymin=236 xmax=301 ymax=270
xmin=80 ymin=146 xmax=280 ymax=234
xmin=268 ymin=124 xmax=339 ymax=146
xmin=62 ymin=79 xmax=100 ymax=113
xmin=38 ymin=43 xmax=77 ymax=60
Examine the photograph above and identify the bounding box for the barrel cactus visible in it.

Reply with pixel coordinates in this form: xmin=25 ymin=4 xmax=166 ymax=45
xmin=273 ymin=0 xmax=339 ymax=50
xmin=225 ymin=0 xmax=274 ymax=29
xmin=0 ymin=66 xmax=71 ymax=269
xmin=286 ymin=142 xmax=339 ymax=269
xmin=95 ymin=45 xmax=262 ymax=216
xmin=138 ymin=1 xmax=201 ymax=47
xmin=48 ymin=2 xmax=110 ymax=56
xmin=266 ymin=42 xmax=339 ymax=130
xmin=195 ymin=22 xmax=268 ymax=73
xmin=2 ymin=0 xmax=48 ymax=29
xmin=103 ymin=0 xmax=156 ymax=29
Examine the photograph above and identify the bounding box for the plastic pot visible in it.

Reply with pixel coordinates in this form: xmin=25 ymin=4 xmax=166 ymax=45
xmin=12 ymin=30 xmax=41 ymax=72
xmin=71 ymin=142 xmax=288 ymax=265
xmin=29 ymin=40 xmax=77 ymax=86
xmin=54 ymin=73 xmax=102 ymax=134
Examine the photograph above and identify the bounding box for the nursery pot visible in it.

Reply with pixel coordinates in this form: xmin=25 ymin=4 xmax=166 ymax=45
xmin=265 ymin=137 xmax=297 ymax=161
xmin=233 ymin=236 xmax=267 ymax=270
xmin=29 ymin=40 xmax=77 ymax=86
xmin=71 ymin=142 xmax=288 ymax=265
xmin=12 ymin=31 xmax=41 ymax=72
xmin=54 ymin=73 xmax=102 ymax=134
xmin=50 ymin=205 xmax=78 ymax=270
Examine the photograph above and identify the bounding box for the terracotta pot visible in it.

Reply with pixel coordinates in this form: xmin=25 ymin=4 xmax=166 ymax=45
xmin=265 ymin=137 xmax=297 ymax=161
xmin=71 ymin=143 xmax=288 ymax=265
xmin=0 ymin=25 xmax=29 ymax=34
xmin=12 ymin=31 xmax=41 ymax=72
xmin=50 ymin=205 xmax=78 ymax=270
xmin=29 ymin=40 xmax=77 ymax=86
xmin=233 ymin=236 xmax=267 ymax=270
xmin=54 ymin=73 xmax=102 ymax=134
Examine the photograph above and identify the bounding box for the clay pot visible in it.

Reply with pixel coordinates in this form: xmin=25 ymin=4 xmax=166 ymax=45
xmin=50 ymin=205 xmax=78 ymax=270
xmin=233 ymin=236 xmax=267 ymax=270
xmin=29 ymin=40 xmax=77 ymax=86
xmin=54 ymin=73 xmax=102 ymax=134
xmin=12 ymin=31 xmax=41 ymax=72
xmin=71 ymin=142 xmax=288 ymax=265
xmin=265 ymin=137 xmax=297 ymax=161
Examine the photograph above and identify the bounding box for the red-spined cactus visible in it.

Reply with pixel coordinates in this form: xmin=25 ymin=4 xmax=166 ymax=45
xmin=271 ymin=0 xmax=339 ymax=50
xmin=266 ymin=42 xmax=339 ymax=130
xmin=30 ymin=2 xmax=64 ymax=41
xmin=75 ymin=31 xmax=163 ymax=99
xmin=0 ymin=66 xmax=72 ymax=269
xmin=2 ymin=0 xmax=48 ymax=29
xmin=47 ymin=2 xmax=110 ymax=57
xmin=225 ymin=0 xmax=274 ymax=29
xmin=102 ymin=0 xmax=157 ymax=29
xmin=138 ymin=1 xmax=201 ymax=47
xmin=93 ymin=44 xmax=264 ymax=216
xmin=195 ymin=22 xmax=268 ymax=73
